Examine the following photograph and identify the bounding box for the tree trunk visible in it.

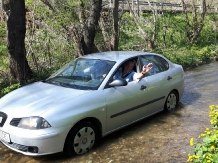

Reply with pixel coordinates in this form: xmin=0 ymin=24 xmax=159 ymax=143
xmin=99 ymin=13 xmax=112 ymax=51
xmin=99 ymin=0 xmax=120 ymax=51
xmin=0 ymin=0 xmax=2 ymax=12
xmin=7 ymin=0 xmax=32 ymax=84
xmin=0 ymin=0 xmax=3 ymax=21
xmin=81 ymin=0 xmax=102 ymax=55
xmin=111 ymin=0 xmax=119 ymax=51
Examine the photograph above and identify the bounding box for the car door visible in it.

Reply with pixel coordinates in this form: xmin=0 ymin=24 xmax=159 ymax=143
xmin=103 ymin=79 xmax=149 ymax=132
xmin=103 ymin=57 xmax=156 ymax=133
xmin=139 ymin=55 xmax=173 ymax=114
xmin=103 ymin=55 xmax=174 ymax=133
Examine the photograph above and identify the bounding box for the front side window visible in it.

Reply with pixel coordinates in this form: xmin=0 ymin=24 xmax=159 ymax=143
xmin=46 ymin=58 xmax=115 ymax=90
xmin=112 ymin=58 xmax=138 ymax=83
xmin=141 ymin=55 xmax=169 ymax=76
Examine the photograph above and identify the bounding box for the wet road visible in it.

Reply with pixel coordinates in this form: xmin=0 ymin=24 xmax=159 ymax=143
xmin=1 ymin=61 xmax=218 ymax=163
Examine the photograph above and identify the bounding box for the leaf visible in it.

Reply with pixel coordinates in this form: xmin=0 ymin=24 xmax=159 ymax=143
xmin=196 ymin=150 xmax=203 ymax=157
xmin=195 ymin=144 xmax=203 ymax=149
xmin=201 ymin=146 xmax=208 ymax=152
xmin=203 ymin=136 xmax=212 ymax=144
xmin=212 ymin=154 xmax=218 ymax=162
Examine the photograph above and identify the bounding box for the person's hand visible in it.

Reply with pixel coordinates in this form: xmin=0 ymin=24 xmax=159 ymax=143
xmin=103 ymin=74 xmax=107 ymax=77
xmin=142 ymin=63 xmax=153 ymax=74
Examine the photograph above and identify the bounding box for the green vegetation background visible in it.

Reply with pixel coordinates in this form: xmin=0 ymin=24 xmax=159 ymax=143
xmin=0 ymin=3 xmax=218 ymax=97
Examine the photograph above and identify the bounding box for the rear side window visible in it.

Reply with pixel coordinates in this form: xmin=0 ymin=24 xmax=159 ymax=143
xmin=141 ymin=55 xmax=169 ymax=76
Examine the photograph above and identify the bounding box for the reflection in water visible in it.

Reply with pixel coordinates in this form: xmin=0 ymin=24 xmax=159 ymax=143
xmin=0 ymin=62 xmax=218 ymax=163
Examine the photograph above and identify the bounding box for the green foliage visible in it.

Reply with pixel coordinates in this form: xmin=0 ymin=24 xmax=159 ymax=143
xmin=197 ymin=14 xmax=218 ymax=46
xmin=0 ymin=44 xmax=8 ymax=70
xmin=196 ymin=47 xmax=213 ymax=61
xmin=162 ymin=49 xmax=195 ymax=67
xmin=160 ymin=45 xmax=218 ymax=70
xmin=25 ymin=0 xmax=33 ymax=7
xmin=156 ymin=14 xmax=187 ymax=48
xmin=209 ymin=105 xmax=218 ymax=128
xmin=119 ymin=12 xmax=149 ymax=50
xmin=0 ymin=22 xmax=8 ymax=71
xmin=23 ymin=0 xmax=78 ymax=80
xmin=0 ymin=23 xmax=6 ymax=37
xmin=1 ymin=2 xmax=218 ymax=96
xmin=1 ymin=83 xmax=20 ymax=96
xmin=0 ymin=83 xmax=20 ymax=98
xmin=188 ymin=105 xmax=218 ymax=163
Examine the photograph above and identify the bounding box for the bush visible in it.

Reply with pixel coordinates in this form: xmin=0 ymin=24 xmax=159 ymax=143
xmin=187 ymin=105 xmax=218 ymax=163
xmin=0 ymin=83 xmax=20 ymax=98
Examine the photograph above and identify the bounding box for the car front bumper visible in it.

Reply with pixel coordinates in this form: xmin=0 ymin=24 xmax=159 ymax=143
xmin=0 ymin=123 xmax=72 ymax=156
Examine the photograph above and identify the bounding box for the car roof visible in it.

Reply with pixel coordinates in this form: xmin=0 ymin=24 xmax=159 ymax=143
xmin=80 ymin=51 xmax=157 ymax=62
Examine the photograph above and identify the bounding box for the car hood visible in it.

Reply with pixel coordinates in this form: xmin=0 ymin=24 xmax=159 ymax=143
xmin=0 ymin=82 xmax=90 ymax=117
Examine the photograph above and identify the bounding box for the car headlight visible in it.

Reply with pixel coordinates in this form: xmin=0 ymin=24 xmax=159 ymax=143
xmin=18 ymin=116 xmax=51 ymax=129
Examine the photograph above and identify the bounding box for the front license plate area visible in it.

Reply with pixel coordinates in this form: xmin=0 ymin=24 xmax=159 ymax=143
xmin=0 ymin=130 xmax=10 ymax=143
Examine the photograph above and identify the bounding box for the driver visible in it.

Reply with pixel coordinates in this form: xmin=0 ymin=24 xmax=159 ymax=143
xmin=113 ymin=60 xmax=153 ymax=82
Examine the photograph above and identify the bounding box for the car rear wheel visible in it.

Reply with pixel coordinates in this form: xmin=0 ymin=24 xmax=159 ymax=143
xmin=64 ymin=121 xmax=98 ymax=157
xmin=164 ymin=91 xmax=178 ymax=111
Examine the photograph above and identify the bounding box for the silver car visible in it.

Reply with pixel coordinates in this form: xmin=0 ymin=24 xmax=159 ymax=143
xmin=0 ymin=51 xmax=184 ymax=156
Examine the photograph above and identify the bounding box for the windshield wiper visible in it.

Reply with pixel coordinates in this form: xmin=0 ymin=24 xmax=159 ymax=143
xmin=58 ymin=82 xmax=71 ymax=88
xmin=42 ymin=79 xmax=86 ymax=89
xmin=42 ymin=80 xmax=70 ymax=88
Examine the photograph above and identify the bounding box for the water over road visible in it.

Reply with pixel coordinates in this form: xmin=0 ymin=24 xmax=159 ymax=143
xmin=0 ymin=61 xmax=218 ymax=163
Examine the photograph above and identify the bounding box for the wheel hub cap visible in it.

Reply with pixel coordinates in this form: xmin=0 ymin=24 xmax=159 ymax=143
xmin=167 ymin=93 xmax=177 ymax=110
xmin=74 ymin=127 xmax=95 ymax=154
xmin=82 ymin=137 xmax=88 ymax=144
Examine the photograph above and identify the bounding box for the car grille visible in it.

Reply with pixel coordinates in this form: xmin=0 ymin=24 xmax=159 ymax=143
xmin=0 ymin=112 xmax=7 ymax=127
xmin=10 ymin=118 xmax=22 ymax=127
xmin=9 ymin=143 xmax=28 ymax=151
xmin=3 ymin=141 xmax=38 ymax=153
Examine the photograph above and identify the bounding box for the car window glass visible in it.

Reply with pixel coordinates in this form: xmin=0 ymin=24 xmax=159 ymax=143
xmin=141 ymin=55 xmax=169 ymax=76
xmin=47 ymin=58 xmax=115 ymax=90
xmin=112 ymin=58 xmax=137 ymax=83
xmin=154 ymin=56 xmax=169 ymax=71
xmin=61 ymin=66 xmax=74 ymax=76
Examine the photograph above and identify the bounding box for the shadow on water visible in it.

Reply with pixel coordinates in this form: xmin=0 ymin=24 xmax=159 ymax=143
xmin=181 ymin=90 xmax=201 ymax=106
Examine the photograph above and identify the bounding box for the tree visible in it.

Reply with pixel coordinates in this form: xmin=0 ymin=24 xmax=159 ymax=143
xmin=181 ymin=0 xmax=207 ymax=44
xmin=126 ymin=0 xmax=158 ymax=49
xmin=99 ymin=0 xmax=120 ymax=51
xmin=0 ymin=0 xmax=3 ymax=12
xmin=81 ymin=0 xmax=102 ymax=55
xmin=7 ymin=0 xmax=32 ymax=83
xmin=111 ymin=0 xmax=119 ymax=50
xmin=41 ymin=0 xmax=102 ymax=56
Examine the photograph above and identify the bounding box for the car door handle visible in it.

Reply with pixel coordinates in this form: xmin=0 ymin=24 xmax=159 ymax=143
xmin=140 ymin=85 xmax=147 ymax=90
xmin=167 ymin=76 xmax=172 ymax=80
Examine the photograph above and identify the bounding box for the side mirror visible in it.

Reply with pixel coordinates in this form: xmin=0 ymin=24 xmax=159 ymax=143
xmin=108 ymin=78 xmax=128 ymax=87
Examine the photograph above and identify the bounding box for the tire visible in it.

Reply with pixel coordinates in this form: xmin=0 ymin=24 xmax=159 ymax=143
xmin=164 ymin=91 xmax=178 ymax=111
xmin=63 ymin=121 xmax=98 ymax=157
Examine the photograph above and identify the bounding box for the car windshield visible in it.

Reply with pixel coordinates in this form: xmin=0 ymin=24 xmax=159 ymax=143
xmin=45 ymin=58 xmax=115 ymax=90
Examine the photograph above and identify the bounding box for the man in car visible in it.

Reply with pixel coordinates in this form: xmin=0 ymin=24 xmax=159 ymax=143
xmin=113 ymin=60 xmax=153 ymax=82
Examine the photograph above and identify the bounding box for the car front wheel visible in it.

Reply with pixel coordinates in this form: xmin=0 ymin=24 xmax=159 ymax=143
xmin=164 ymin=91 xmax=178 ymax=111
xmin=64 ymin=121 xmax=98 ymax=157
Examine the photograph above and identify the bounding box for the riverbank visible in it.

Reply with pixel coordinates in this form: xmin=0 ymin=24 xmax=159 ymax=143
xmin=183 ymin=56 xmax=218 ymax=71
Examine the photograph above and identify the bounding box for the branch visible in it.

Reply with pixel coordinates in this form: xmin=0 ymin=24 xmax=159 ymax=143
xmin=126 ymin=0 xmax=148 ymax=40
xmin=41 ymin=0 xmax=56 ymax=12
